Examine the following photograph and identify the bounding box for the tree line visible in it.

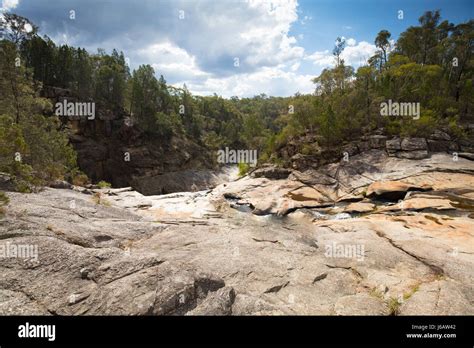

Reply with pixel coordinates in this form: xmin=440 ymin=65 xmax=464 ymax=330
xmin=0 ymin=10 xmax=472 ymax=189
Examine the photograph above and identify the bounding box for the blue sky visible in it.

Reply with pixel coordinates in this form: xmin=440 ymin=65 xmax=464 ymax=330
xmin=292 ymin=0 xmax=473 ymax=77
xmin=1 ymin=0 xmax=472 ymax=97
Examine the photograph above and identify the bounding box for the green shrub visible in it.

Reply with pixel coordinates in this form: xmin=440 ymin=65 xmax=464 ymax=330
xmin=448 ymin=116 xmax=466 ymax=140
xmin=97 ymin=180 xmax=112 ymax=189
xmin=387 ymin=297 xmax=401 ymax=316
xmin=0 ymin=191 xmax=9 ymax=216
xmin=238 ymin=162 xmax=250 ymax=177
xmin=0 ymin=191 xmax=8 ymax=204
xmin=399 ymin=110 xmax=439 ymax=138
xmin=71 ymin=170 xmax=89 ymax=187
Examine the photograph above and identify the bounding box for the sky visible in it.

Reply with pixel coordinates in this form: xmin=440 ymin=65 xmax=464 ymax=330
xmin=1 ymin=0 xmax=473 ymax=97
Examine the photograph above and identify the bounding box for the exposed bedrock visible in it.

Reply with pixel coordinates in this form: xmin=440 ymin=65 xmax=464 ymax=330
xmin=1 ymin=151 xmax=473 ymax=315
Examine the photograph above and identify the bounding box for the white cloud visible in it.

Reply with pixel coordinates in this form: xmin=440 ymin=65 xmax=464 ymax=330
xmin=135 ymin=38 xmax=312 ymax=97
xmin=13 ymin=0 xmax=378 ymax=97
xmin=306 ymin=38 xmax=377 ymax=68
xmin=346 ymin=38 xmax=356 ymax=47
xmin=132 ymin=0 xmax=308 ymax=96
xmin=290 ymin=62 xmax=300 ymax=71
xmin=138 ymin=42 xmax=209 ymax=82
xmin=388 ymin=39 xmax=396 ymax=53
xmin=32 ymin=0 xmax=313 ymax=97
xmin=341 ymin=40 xmax=377 ymax=65
xmin=305 ymin=50 xmax=334 ymax=67
xmin=1 ymin=0 xmax=19 ymax=11
xmin=223 ymin=0 xmax=304 ymax=70
xmin=182 ymin=66 xmax=314 ymax=98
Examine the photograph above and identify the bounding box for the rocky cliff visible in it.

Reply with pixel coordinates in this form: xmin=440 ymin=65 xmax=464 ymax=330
xmin=278 ymin=127 xmax=474 ymax=171
xmin=44 ymin=86 xmax=215 ymax=194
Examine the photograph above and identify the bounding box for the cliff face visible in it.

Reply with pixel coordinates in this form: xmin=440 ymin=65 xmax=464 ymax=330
xmin=69 ymin=128 xmax=212 ymax=190
xmin=43 ymin=87 xmax=214 ymax=193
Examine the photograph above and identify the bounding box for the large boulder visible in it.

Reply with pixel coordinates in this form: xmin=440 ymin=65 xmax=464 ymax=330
xmin=385 ymin=138 xmax=401 ymax=155
xmin=369 ymin=135 xmax=388 ymax=149
xmin=429 ymin=130 xmax=451 ymax=141
xmin=459 ymin=139 xmax=474 ymax=153
xmin=0 ymin=172 xmax=15 ymax=191
xmin=357 ymin=141 xmax=371 ymax=153
xmin=391 ymin=138 xmax=430 ymax=159
xmin=388 ymin=136 xmax=455 ymax=157
xmin=427 ymin=140 xmax=451 ymax=153
xmin=400 ymin=138 xmax=427 ymax=151
xmin=290 ymin=153 xmax=313 ymax=171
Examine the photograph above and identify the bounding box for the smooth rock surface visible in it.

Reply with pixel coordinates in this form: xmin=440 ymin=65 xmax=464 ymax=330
xmin=1 ymin=152 xmax=473 ymax=315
